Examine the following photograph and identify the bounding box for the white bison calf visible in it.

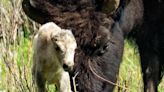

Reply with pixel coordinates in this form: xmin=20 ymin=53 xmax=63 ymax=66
xmin=32 ymin=22 xmax=77 ymax=92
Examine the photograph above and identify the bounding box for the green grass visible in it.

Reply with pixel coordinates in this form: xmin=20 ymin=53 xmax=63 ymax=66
xmin=114 ymin=41 xmax=143 ymax=92
xmin=0 ymin=37 xmax=33 ymax=92
xmin=114 ymin=41 xmax=164 ymax=92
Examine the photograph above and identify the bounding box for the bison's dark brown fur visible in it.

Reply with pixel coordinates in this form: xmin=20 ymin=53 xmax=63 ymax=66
xmin=22 ymin=0 xmax=164 ymax=92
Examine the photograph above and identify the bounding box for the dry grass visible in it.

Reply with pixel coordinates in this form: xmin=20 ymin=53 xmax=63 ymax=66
xmin=0 ymin=0 xmax=38 ymax=91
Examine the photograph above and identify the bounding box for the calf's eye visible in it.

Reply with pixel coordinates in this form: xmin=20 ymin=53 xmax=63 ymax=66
xmin=55 ymin=46 xmax=61 ymax=51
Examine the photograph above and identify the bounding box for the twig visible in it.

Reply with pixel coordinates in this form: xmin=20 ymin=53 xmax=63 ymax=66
xmin=72 ymin=72 xmax=79 ymax=92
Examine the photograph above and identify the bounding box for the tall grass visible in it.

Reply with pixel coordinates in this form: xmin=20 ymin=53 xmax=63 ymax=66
xmin=0 ymin=0 xmax=164 ymax=92
xmin=114 ymin=41 xmax=143 ymax=92
xmin=0 ymin=0 xmax=37 ymax=91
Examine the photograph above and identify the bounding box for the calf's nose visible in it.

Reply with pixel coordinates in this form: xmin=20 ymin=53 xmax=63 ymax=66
xmin=63 ymin=63 xmax=74 ymax=72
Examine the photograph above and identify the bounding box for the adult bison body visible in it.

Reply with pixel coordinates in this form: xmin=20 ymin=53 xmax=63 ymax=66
xmin=22 ymin=0 xmax=164 ymax=92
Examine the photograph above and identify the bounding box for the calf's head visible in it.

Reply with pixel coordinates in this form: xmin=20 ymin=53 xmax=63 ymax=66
xmin=37 ymin=22 xmax=77 ymax=71
xmin=51 ymin=29 xmax=77 ymax=71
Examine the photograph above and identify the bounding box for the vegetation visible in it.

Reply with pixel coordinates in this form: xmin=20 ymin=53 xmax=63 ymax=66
xmin=0 ymin=0 xmax=164 ymax=92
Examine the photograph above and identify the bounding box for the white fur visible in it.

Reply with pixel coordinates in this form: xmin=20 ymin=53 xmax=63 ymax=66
xmin=33 ymin=22 xmax=77 ymax=92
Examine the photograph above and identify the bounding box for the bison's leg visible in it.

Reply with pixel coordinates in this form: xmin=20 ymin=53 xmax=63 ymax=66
xmin=58 ymin=71 xmax=72 ymax=92
xmin=139 ymin=50 xmax=159 ymax=92
xmin=158 ymin=34 xmax=164 ymax=83
xmin=32 ymin=58 xmax=46 ymax=92
xmin=33 ymin=70 xmax=46 ymax=92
